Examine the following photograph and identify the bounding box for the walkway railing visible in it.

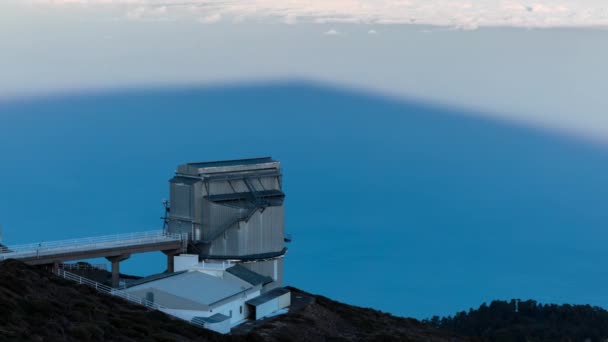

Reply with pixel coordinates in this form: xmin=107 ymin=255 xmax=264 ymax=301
xmin=0 ymin=230 xmax=185 ymax=261
xmin=55 ymin=269 xmax=205 ymax=329
xmin=59 ymin=263 xmax=108 ymax=272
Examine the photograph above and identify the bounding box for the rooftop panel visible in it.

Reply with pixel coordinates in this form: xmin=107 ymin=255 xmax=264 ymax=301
xmin=187 ymin=157 xmax=275 ymax=169
xmin=226 ymin=264 xmax=274 ymax=286
xmin=246 ymin=287 xmax=290 ymax=307
xmin=125 ymin=270 xmax=188 ymax=288
xmin=126 ymin=271 xmax=253 ymax=307
xmin=206 ymin=190 xmax=285 ymax=203
xmin=169 ymin=176 xmax=201 ymax=185
xmin=192 ymin=313 xmax=230 ymax=324
xmin=177 ymin=157 xmax=280 ymax=177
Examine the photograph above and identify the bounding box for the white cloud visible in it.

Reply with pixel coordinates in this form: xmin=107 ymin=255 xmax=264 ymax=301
xmin=324 ymin=28 xmax=340 ymax=35
xmin=282 ymin=13 xmax=298 ymax=25
xmin=199 ymin=13 xmax=222 ymax=24
xmin=126 ymin=5 xmax=172 ymax=21
xmin=22 ymin=0 xmax=608 ymax=28
xmin=368 ymin=29 xmax=377 ymax=34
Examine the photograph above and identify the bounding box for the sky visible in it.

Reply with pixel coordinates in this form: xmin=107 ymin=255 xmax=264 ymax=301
xmin=1 ymin=1 xmax=608 ymax=142
xmin=18 ymin=0 xmax=608 ymax=28
xmin=1 ymin=0 xmax=608 ymax=319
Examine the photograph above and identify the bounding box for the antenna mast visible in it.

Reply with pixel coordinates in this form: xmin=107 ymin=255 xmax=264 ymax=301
xmin=162 ymin=200 xmax=170 ymax=233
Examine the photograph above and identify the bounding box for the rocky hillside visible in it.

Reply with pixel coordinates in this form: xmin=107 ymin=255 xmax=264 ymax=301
xmin=6 ymin=259 xmax=608 ymax=341
xmin=0 ymin=260 xmax=228 ymax=342
xmin=246 ymin=287 xmax=462 ymax=342
xmin=0 ymin=260 xmax=460 ymax=341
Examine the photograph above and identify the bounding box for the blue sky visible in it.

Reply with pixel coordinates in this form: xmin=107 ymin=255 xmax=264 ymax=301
xmin=1 ymin=0 xmax=608 ymax=319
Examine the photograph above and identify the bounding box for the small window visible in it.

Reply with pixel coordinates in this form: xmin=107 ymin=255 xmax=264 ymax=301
xmin=146 ymin=292 xmax=154 ymax=303
xmin=240 ymin=306 xmax=243 ymax=314
xmin=229 ymin=310 xmax=232 ymax=317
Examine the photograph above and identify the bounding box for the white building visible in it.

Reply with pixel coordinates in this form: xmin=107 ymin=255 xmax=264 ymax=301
xmin=124 ymin=255 xmax=290 ymax=334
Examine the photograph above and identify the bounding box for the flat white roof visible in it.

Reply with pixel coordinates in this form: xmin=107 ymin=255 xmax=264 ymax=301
xmin=127 ymin=270 xmax=254 ymax=307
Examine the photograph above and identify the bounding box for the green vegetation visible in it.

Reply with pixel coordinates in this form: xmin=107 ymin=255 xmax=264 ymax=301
xmin=426 ymin=299 xmax=608 ymax=342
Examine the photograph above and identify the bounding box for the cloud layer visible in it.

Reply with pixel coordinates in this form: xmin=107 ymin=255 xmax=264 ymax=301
xmin=28 ymin=0 xmax=608 ymax=28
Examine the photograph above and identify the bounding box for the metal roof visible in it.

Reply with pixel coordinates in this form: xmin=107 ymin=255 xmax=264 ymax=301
xmin=187 ymin=157 xmax=275 ymax=169
xmin=226 ymin=264 xmax=274 ymax=286
xmin=246 ymin=287 xmax=290 ymax=307
xmin=206 ymin=190 xmax=285 ymax=209
xmin=192 ymin=313 xmax=230 ymax=324
xmin=125 ymin=270 xmax=188 ymax=288
xmin=169 ymin=176 xmax=201 ymax=185
xmin=176 ymin=157 xmax=280 ymax=176
xmin=206 ymin=190 xmax=284 ymax=202
xmin=198 ymin=247 xmax=287 ymax=261
xmin=126 ymin=271 xmax=254 ymax=307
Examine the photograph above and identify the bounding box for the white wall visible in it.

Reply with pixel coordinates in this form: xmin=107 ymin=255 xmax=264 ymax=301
xmin=161 ymin=308 xmax=231 ymax=334
xmin=161 ymin=308 xmax=209 ymax=322
xmin=253 ymin=291 xmax=291 ymax=319
xmin=254 ymin=299 xmax=278 ymax=320
xmin=205 ymin=319 xmax=230 ymax=334
xmin=174 ymin=254 xmax=199 ymax=272
xmin=212 ymin=290 xmax=260 ymax=324
xmin=278 ymin=292 xmax=291 ymax=310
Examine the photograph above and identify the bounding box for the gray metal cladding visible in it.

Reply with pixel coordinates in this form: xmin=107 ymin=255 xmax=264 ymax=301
xmin=229 ymin=180 xmax=250 ymax=193
xmin=168 ymin=158 xmax=286 ymax=277
xmin=241 ymin=259 xmax=283 ymax=286
xmin=178 ymin=157 xmax=278 ymax=176
xmin=169 ymin=177 xmax=203 ymax=221
xmin=258 ymin=176 xmax=279 ymax=191
xmin=168 ymin=178 xmax=205 ymax=235
xmin=208 ymin=181 xmax=237 ymax=195
xmin=171 ymin=183 xmax=192 ymax=219
xmin=168 ymin=220 xmax=192 ymax=236
xmin=201 ymin=199 xmax=243 ymax=242
xmin=206 ymin=177 xmax=280 ymax=195
xmin=207 ymin=207 xmax=284 ymax=256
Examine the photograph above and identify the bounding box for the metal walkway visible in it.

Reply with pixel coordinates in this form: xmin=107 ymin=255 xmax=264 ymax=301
xmin=0 ymin=230 xmax=186 ymax=265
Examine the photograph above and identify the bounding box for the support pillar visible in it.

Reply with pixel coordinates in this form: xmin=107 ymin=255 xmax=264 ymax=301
xmin=52 ymin=262 xmax=59 ymax=274
xmin=111 ymin=260 xmax=119 ymax=288
xmin=106 ymin=254 xmax=130 ymax=288
xmin=162 ymin=249 xmax=180 ymax=274
xmin=167 ymin=254 xmax=174 ymax=273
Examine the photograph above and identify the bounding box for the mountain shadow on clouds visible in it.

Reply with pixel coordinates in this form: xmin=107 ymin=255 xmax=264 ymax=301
xmin=1 ymin=81 xmax=607 ymax=318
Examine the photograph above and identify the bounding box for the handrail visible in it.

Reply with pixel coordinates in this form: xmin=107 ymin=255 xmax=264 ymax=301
xmin=55 ymin=269 xmax=205 ymax=329
xmin=56 ymin=269 xmax=164 ymax=309
xmin=59 ymin=263 xmax=108 ymax=271
xmin=0 ymin=230 xmax=185 ymax=261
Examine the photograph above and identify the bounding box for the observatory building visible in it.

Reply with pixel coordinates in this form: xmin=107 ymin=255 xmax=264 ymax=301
xmin=0 ymin=157 xmax=292 ymax=334
xmin=166 ymin=157 xmax=287 ymax=287
xmin=125 ymin=157 xmax=291 ymax=333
